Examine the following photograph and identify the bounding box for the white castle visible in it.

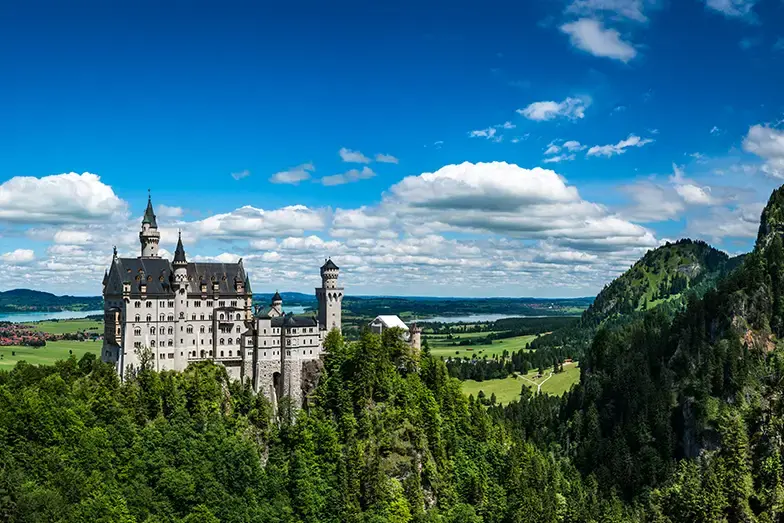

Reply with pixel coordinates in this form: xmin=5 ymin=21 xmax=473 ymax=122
xmin=100 ymin=194 xmax=343 ymax=406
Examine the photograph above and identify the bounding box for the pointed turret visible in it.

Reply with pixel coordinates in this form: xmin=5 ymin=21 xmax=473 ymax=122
xmin=173 ymin=231 xmax=187 ymax=265
xmin=139 ymin=190 xmax=161 ymax=258
xmin=244 ymin=275 xmax=252 ymax=294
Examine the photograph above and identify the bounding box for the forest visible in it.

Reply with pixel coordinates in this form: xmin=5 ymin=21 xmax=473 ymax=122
xmin=2 ymin=187 xmax=784 ymax=522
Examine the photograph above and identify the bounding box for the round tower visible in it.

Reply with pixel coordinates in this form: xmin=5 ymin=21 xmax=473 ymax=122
xmin=172 ymin=231 xmax=189 ymax=371
xmin=139 ymin=191 xmax=160 ymax=258
xmin=316 ymin=258 xmax=343 ymax=332
xmin=271 ymin=290 xmax=283 ymax=316
xmin=172 ymin=231 xmax=188 ymax=283
xmin=409 ymin=322 xmax=422 ymax=351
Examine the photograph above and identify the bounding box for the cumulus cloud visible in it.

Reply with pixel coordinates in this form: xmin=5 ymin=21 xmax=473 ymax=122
xmin=0 ymin=172 xmax=127 ymax=224
xmin=669 ymin=164 xmax=717 ymax=205
xmin=270 ymin=163 xmax=315 ymax=184
xmin=375 ymin=153 xmax=399 ymax=164
xmin=53 ymin=230 xmax=93 ymax=245
xmin=543 ymin=140 xmax=585 ymax=162
xmin=468 ymin=127 xmax=502 ymax=141
xmin=742 ymin=124 xmax=784 ymax=178
xmin=188 ymin=205 xmax=326 ymax=239
xmin=157 ymin=204 xmax=184 ymax=218
xmin=339 ymin=148 xmax=372 ymax=164
xmin=586 ymin=134 xmax=653 ymax=157
xmin=517 ymin=97 xmax=589 ymax=121
xmin=565 ymin=0 xmax=654 ymax=22
xmin=1 ymin=249 xmax=35 ymax=265
xmin=560 ymin=18 xmax=637 ymax=62
xmin=687 ymin=202 xmax=764 ymax=241
xmin=321 ymin=166 xmax=376 ymax=186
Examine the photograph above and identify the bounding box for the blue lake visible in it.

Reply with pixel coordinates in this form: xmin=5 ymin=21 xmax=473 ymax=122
xmin=0 ymin=310 xmax=104 ymax=323
xmin=421 ymin=314 xmax=548 ymax=324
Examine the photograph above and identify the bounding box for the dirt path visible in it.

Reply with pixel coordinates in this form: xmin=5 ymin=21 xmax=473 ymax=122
xmin=517 ymin=361 xmax=576 ymax=394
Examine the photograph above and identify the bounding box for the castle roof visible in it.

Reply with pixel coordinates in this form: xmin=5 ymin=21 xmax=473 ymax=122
xmin=104 ymin=257 xmax=248 ymax=297
xmin=370 ymin=315 xmax=409 ymax=331
xmin=142 ymin=195 xmax=157 ymax=228
xmin=244 ymin=275 xmax=252 ymax=294
xmin=321 ymin=258 xmax=339 ymax=271
xmin=173 ymin=232 xmax=187 ymax=264
xmin=271 ymin=291 xmax=282 ymax=303
xmin=271 ymin=314 xmax=318 ymax=328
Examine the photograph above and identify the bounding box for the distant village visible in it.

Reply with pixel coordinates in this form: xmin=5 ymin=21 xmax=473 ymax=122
xmin=0 ymin=321 xmax=102 ymax=347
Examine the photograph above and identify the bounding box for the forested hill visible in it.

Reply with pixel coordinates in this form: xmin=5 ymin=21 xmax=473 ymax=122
xmin=581 ymin=238 xmax=731 ymax=327
xmin=0 ymin=289 xmax=103 ymax=313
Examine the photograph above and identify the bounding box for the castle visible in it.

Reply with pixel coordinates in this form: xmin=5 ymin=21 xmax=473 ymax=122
xmin=101 ymin=195 xmax=343 ymax=406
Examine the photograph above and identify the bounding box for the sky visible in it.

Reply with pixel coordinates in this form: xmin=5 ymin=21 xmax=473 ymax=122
xmin=1 ymin=0 xmax=784 ymax=298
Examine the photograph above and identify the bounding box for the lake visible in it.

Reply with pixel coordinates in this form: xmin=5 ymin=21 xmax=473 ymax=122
xmin=0 ymin=310 xmax=105 ymax=323
xmin=421 ymin=313 xmax=548 ymax=324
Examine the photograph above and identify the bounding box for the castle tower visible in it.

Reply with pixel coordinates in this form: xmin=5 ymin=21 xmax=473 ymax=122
xmin=316 ymin=258 xmax=343 ymax=332
xmin=139 ymin=191 xmax=161 ymax=258
xmin=409 ymin=322 xmax=422 ymax=351
xmin=172 ymin=231 xmax=189 ymax=370
xmin=270 ymin=291 xmax=283 ymax=317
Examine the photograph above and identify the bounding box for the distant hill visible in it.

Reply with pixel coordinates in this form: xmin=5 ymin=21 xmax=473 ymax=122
xmin=581 ymin=239 xmax=735 ymax=327
xmin=0 ymin=289 xmax=103 ymax=314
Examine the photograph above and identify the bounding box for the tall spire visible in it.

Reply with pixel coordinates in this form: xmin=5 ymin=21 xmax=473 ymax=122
xmin=173 ymin=230 xmax=187 ymax=265
xmin=142 ymin=189 xmax=157 ymax=228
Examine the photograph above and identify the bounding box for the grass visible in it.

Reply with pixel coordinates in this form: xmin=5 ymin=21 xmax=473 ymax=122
xmin=23 ymin=318 xmax=103 ymax=335
xmin=428 ymin=333 xmax=540 ymax=359
xmin=0 ymin=340 xmax=102 ymax=368
xmin=461 ymin=363 xmax=581 ymax=405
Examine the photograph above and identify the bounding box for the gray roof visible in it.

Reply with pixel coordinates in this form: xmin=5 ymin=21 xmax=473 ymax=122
xmin=173 ymin=233 xmax=187 ymax=264
xmin=271 ymin=314 xmax=318 ymax=328
xmin=104 ymin=257 xmax=247 ymax=297
xmin=142 ymin=197 xmax=158 ymax=228
xmin=321 ymin=258 xmax=339 ymax=271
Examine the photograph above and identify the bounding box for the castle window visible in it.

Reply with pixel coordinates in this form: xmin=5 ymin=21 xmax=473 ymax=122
xmin=146 ymin=301 xmax=152 ymax=308
xmin=228 ymin=350 xmax=232 ymax=357
xmin=207 ymin=301 xmax=213 ymax=307
xmin=263 ymin=329 xmax=267 ymax=334
xmin=167 ymin=327 xmax=173 ymax=335
xmin=200 ymin=314 xmax=204 ymax=320
xmin=168 ymin=315 xmax=174 ymax=322
xmin=134 ymin=342 xmax=141 ymax=348
xmin=221 ymin=351 xmax=224 ymax=357
xmin=150 ymin=340 xmax=156 ymax=347
xmin=310 ymin=350 xmax=312 ymax=355
xmin=292 ymin=329 xmax=297 ymax=334
xmin=236 ymin=326 xmax=240 ymax=333
xmin=186 ymin=326 xmax=193 ymax=334
xmin=200 ymin=326 xmax=205 ymax=333
xmin=208 ymin=327 xmax=213 ymax=333
xmin=227 ymin=338 xmax=233 ymax=345
xmin=209 ymin=351 xmax=213 ymax=356
xmin=194 ymin=301 xmax=200 ymax=307
xmin=220 ymin=338 xmax=224 ymax=345
xmin=168 ymin=353 xmax=174 ymax=359
xmin=219 ymin=301 xmax=225 ymax=307
xmin=309 ymin=328 xmax=313 ymax=333
xmin=209 ymin=314 xmax=213 ymax=320
xmin=235 ymin=313 xmax=240 ymax=321
xmin=192 ymin=314 xmax=196 ymax=320
xmin=134 ymin=328 xmax=141 ymax=336
xmin=134 ymin=301 xmax=141 ymax=308
xmin=201 ymin=339 xmax=204 ymax=344
xmin=160 ymin=314 xmax=165 ymax=321
xmin=168 ymin=301 xmax=174 ymax=308
xmin=135 ymin=315 xmax=140 ymax=322
xmin=231 ymin=301 xmax=237 ymax=307
xmin=168 ymin=339 xmax=173 ymax=347
xmin=236 ymin=338 xmax=240 ymax=345
xmin=146 ymin=314 xmax=152 ymax=322
xmin=200 ymin=350 xmax=205 ymax=358
xmin=287 ymin=350 xmax=290 ymax=356
xmin=192 ymin=339 xmax=195 ymax=345
xmin=287 ymin=339 xmax=291 ymax=346
xmin=263 ymin=341 xmax=266 ymax=346
xmin=179 ymin=312 xmax=184 ymax=319
xmin=150 ymin=327 xmax=156 ymax=335
xmin=264 ymin=352 xmax=267 ymax=356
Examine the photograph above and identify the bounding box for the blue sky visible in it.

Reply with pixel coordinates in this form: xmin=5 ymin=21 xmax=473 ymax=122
xmin=1 ymin=0 xmax=783 ymax=297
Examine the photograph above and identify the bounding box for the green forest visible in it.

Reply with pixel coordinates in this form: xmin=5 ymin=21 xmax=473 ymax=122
xmin=3 ymin=186 xmax=784 ymax=522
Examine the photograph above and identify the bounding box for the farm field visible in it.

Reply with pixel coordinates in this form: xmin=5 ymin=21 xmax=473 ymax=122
xmin=427 ymin=332 xmax=540 ymax=359
xmin=0 ymin=340 xmax=102 ymax=368
xmin=23 ymin=318 xmax=103 ymax=335
xmin=461 ymin=363 xmax=581 ymax=404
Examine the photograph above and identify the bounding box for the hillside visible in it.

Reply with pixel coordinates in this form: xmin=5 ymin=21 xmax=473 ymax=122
xmin=0 ymin=289 xmax=103 ymax=314
xmin=581 ymin=238 xmax=730 ymax=327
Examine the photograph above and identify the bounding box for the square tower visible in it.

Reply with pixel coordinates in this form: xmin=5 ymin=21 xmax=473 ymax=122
xmin=316 ymin=258 xmax=343 ymax=332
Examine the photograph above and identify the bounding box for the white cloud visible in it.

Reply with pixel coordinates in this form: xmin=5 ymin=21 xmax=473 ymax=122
xmin=586 ymin=134 xmax=653 ymax=157
xmin=1 ymin=249 xmax=35 ymax=265
xmin=560 ymin=18 xmax=637 ymax=62
xmin=375 ymin=153 xmax=399 ymax=164
xmin=496 ymin=121 xmax=516 ymax=129
xmin=188 ymin=205 xmax=326 ymax=239
xmin=704 ymin=0 xmax=760 ymax=20
xmin=0 ymin=172 xmax=127 ymax=224
xmin=279 ymin=235 xmax=343 ymax=252
xmin=517 ymin=97 xmax=589 ymax=121
xmin=543 ymin=154 xmax=577 ymax=163
xmin=157 ymin=204 xmax=184 ymax=218
xmin=248 ymin=238 xmax=278 ymax=251
xmin=53 ymin=230 xmax=93 ymax=245
xmin=339 ymin=148 xmax=372 ymax=164
xmin=230 ymin=169 xmax=251 ymax=180
xmin=270 ymin=163 xmax=315 ymax=185
xmin=669 ymin=164 xmax=717 ymax=205
xmin=687 ymin=202 xmax=764 ymax=241
xmin=742 ymin=124 xmax=784 ymax=178
xmin=321 ymin=166 xmax=376 ymax=186
xmin=468 ymin=127 xmax=502 ymax=142
xmin=710 ymin=126 xmax=721 ymax=135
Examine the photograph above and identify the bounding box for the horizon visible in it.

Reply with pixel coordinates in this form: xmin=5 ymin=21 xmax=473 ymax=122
xmin=2 ymin=1 xmax=782 ymax=297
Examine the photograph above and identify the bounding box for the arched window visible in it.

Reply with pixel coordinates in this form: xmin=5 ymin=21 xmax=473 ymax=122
xmin=179 ymin=312 xmax=184 ymax=319
xmin=228 ymin=350 xmax=232 ymax=357
xmin=186 ymin=326 xmax=193 ymax=334
xmin=168 ymin=339 xmax=173 ymax=347
xmin=227 ymin=338 xmax=233 ymax=345
xmin=134 ymin=328 xmax=141 ymax=336
xmin=221 ymin=351 xmax=224 ymax=357
xmin=200 ymin=326 xmax=205 ymax=333
xmin=150 ymin=340 xmax=156 ymax=347
xmin=134 ymin=301 xmax=140 ymax=308
xmin=160 ymin=314 xmax=165 ymax=321
xmin=235 ymin=313 xmax=240 ymax=320
xmin=168 ymin=314 xmax=174 ymax=322
xmin=146 ymin=301 xmax=152 ymax=308
xmin=220 ymin=338 xmax=224 ymax=345
xmin=150 ymin=327 xmax=156 ymax=335
xmin=219 ymin=313 xmax=224 ymax=320
xmin=200 ymin=350 xmax=205 ymax=358
xmin=192 ymin=314 xmax=196 ymax=320
xmin=200 ymin=314 xmax=204 ymax=320
xmin=135 ymin=314 xmax=140 ymax=322
xmin=167 ymin=327 xmax=173 ymax=335
xmin=236 ymin=326 xmax=240 ymax=333
xmin=146 ymin=314 xmax=152 ymax=322
xmin=236 ymin=338 xmax=241 ymax=345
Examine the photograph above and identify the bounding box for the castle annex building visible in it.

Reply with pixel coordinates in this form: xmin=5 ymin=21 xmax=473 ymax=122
xmin=101 ymin=195 xmax=343 ymax=405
